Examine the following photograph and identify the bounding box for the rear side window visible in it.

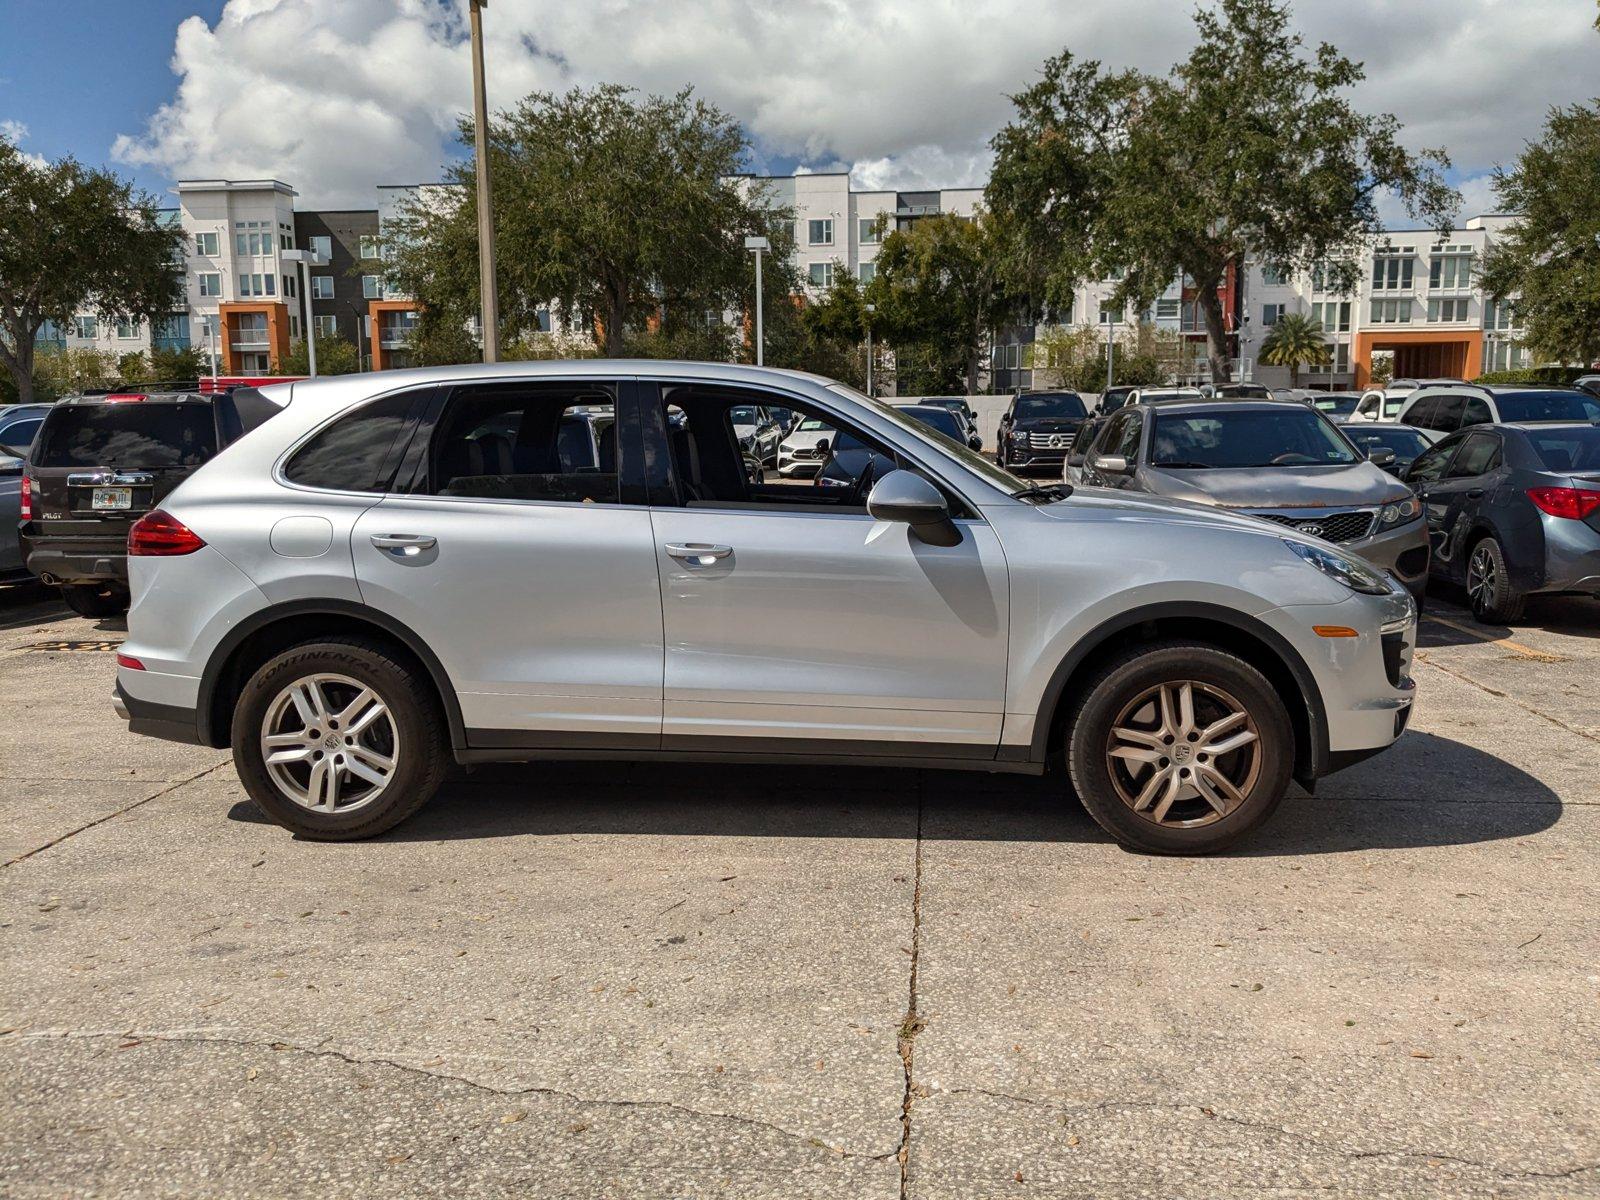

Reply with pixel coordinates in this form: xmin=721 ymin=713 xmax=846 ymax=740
xmin=35 ymin=403 xmax=217 ymax=469
xmin=283 ymin=391 xmax=421 ymax=492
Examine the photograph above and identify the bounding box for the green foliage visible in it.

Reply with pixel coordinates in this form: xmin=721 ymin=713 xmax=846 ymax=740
xmin=117 ymin=351 xmax=151 ymax=385
xmin=1258 ymin=313 xmax=1331 ymax=386
xmin=30 ymin=346 xmax=118 ymax=398
xmin=148 ymin=345 xmax=207 ymax=382
xmin=1030 ymin=322 xmax=1170 ymax=391
xmin=280 ymin=338 xmax=362 ymax=376
xmin=1473 ymin=366 xmax=1594 ymax=386
xmin=0 ymin=136 xmax=185 ymax=403
xmin=865 ymin=210 xmax=1019 ymax=394
xmin=987 ymin=0 xmax=1457 ymax=383
xmin=386 ymin=84 xmax=788 ymax=358
xmin=1480 ymin=101 xmax=1600 ymax=368
xmin=500 ymin=330 xmax=602 ymax=361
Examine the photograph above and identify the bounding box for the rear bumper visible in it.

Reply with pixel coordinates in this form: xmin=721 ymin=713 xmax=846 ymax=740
xmin=113 ymin=680 xmax=203 ymax=745
xmin=21 ymin=529 xmax=128 ymax=584
xmin=1536 ymin=517 xmax=1600 ymax=595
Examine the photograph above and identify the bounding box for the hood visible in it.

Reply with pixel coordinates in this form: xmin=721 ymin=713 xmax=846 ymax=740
xmin=1031 ymin=485 xmax=1314 ymax=540
xmin=1140 ymin=461 xmax=1409 ymax=509
xmin=781 ymin=428 xmax=832 ymax=449
xmin=1013 ymin=415 xmax=1084 ymax=432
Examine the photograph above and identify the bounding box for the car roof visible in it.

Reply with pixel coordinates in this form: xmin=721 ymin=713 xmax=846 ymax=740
xmin=1496 ymin=421 xmax=1600 ymax=433
xmin=1135 ymin=397 xmax=1308 ymax=413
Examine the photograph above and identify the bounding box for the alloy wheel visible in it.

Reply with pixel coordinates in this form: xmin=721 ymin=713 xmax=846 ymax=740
xmin=259 ymin=673 xmax=399 ymax=814
xmin=1104 ymin=680 xmax=1262 ymax=828
xmin=1466 ymin=544 xmax=1496 ymax=609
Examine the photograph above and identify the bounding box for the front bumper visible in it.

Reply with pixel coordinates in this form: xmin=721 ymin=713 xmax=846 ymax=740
xmin=1347 ymin=518 xmax=1430 ymax=595
xmin=777 ymin=452 xmax=825 ymax=477
xmin=21 ymin=529 xmax=128 ymax=585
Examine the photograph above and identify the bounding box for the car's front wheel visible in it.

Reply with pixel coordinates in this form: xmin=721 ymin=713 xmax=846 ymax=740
xmin=1067 ymin=641 xmax=1294 ymax=855
xmin=231 ymin=637 xmax=448 ymax=840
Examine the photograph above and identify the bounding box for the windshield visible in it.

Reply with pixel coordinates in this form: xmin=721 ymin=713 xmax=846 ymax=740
xmin=728 ymin=406 xmax=760 ymax=426
xmin=1348 ymin=428 xmax=1430 ymax=459
xmin=1495 ymin=391 xmax=1600 ymax=423
xmin=794 ymin=417 xmax=830 ymax=432
xmin=1525 ymin=427 xmax=1600 ymax=473
xmin=829 ymin=383 xmax=1031 ymax=495
xmin=35 ymin=403 xmax=217 ymax=469
xmin=1312 ymin=396 xmax=1360 ymax=415
xmin=1015 ymin=393 xmax=1086 ymax=419
xmin=1151 ymin=407 xmax=1358 ymax=469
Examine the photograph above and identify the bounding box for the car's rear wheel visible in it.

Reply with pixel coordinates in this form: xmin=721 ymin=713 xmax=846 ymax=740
xmin=1465 ymin=536 xmax=1524 ymax=624
xmin=1066 ymin=642 xmax=1294 ymax=854
xmin=231 ymin=637 xmax=448 ymax=840
xmin=60 ymin=582 xmax=129 ymax=618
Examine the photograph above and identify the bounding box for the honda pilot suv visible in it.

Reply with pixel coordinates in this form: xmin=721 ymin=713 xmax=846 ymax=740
xmin=115 ymin=363 xmax=1417 ymax=855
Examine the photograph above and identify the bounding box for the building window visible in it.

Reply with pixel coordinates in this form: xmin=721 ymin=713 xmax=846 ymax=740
xmin=1428 ymin=248 xmax=1473 ymax=290
xmin=859 ymin=218 xmax=881 ymax=245
xmin=309 ymin=235 xmax=332 ymax=260
xmin=194 ymin=232 xmax=219 ymax=257
xmin=1099 ymin=303 xmax=1120 ymax=325
xmin=358 ymin=235 xmax=381 ymax=260
xmin=312 ymin=315 xmax=339 ymax=338
xmin=1155 ymin=298 xmax=1181 ymax=322
xmin=116 ymin=318 xmax=139 ymax=339
xmin=858 ymin=261 xmax=876 ymax=284
xmin=1484 ymin=299 xmax=1519 ymax=331
xmin=1371 ymin=253 xmax=1414 ymax=291
xmin=807 ymin=218 xmax=833 ymax=246
xmin=289 ymin=314 xmax=300 ymax=338
xmin=1260 ymin=264 xmax=1288 ymax=286
xmin=264 ymin=273 xmax=275 ymax=296
xmin=73 ymin=315 xmax=97 ymax=339
xmin=1484 ymin=337 xmax=1528 ymax=372
xmin=1370 ymin=298 xmax=1412 ymax=324
xmin=1261 ymin=304 xmax=1285 ymax=326
xmin=1427 ymin=298 xmax=1470 ymax=323
xmin=282 ymin=274 xmax=296 ymax=298
xmin=198 ymin=273 xmax=222 ymax=297
xmin=808 ymin=261 xmax=834 ymax=288
xmin=1311 ymin=300 xmax=1350 ymax=332
xmin=312 ymin=275 xmax=335 ymax=300
xmin=362 ymin=276 xmax=385 ymax=300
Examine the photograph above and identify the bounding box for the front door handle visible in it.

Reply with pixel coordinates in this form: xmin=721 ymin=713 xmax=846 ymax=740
xmin=1466 ymin=488 xmax=1484 ymax=499
xmin=664 ymin=542 xmax=732 ymax=565
xmin=370 ymin=533 xmax=436 ymax=557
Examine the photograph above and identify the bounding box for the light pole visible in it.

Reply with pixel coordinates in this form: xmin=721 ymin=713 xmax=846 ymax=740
xmin=469 ymin=0 xmax=500 ymax=362
xmin=744 ymin=235 xmax=769 ymax=365
xmin=1103 ymin=307 xmax=1116 ymax=393
xmin=864 ymin=302 xmax=876 ymax=397
xmin=281 ymin=248 xmax=329 ymax=376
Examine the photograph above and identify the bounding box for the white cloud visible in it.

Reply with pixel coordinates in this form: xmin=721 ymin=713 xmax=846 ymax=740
xmin=112 ymin=0 xmax=1599 ymax=208
xmin=2 ymin=119 xmax=50 ymax=168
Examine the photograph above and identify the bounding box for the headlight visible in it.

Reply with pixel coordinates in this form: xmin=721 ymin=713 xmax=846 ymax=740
xmin=1009 ymin=428 xmax=1029 ymax=443
xmin=1283 ymin=538 xmax=1394 ymax=596
xmin=1379 ymin=497 xmax=1421 ymax=526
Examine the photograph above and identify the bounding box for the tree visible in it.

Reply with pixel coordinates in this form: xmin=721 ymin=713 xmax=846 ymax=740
xmin=149 ymin=344 xmax=207 ymax=381
xmin=987 ymin=0 xmax=1457 ymax=384
xmin=1258 ymin=313 xmax=1331 ymax=386
xmin=1030 ymin=322 xmax=1169 ymax=391
xmin=117 ymin=351 xmax=151 ymax=385
xmin=385 ymin=84 xmax=786 ymax=357
xmin=1480 ymin=101 xmax=1600 ymax=368
xmin=0 ymin=136 xmax=185 ymax=404
xmin=280 ymin=337 xmax=362 ymax=376
xmin=866 ymin=210 xmax=1019 ymax=393
xmin=29 ymin=346 xmax=117 ymax=399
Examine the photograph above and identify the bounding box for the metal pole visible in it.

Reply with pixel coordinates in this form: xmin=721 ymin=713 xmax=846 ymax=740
xmin=1105 ymin=313 xmax=1114 ymax=392
xmin=469 ymin=0 xmax=500 ymax=363
xmin=300 ymin=260 xmax=318 ymax=377
xmin=866 ymin=325 xmax=873 ymax=396
xmin=754 ymin=249 xmax=764 ymax=366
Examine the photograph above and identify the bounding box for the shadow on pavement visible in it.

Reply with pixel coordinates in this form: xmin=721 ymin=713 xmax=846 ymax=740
xmin=226 ymin=731 xmax=1559 ymax=855
xmin=1421 ymin=590 xmax=1600 ymax=644
xmin=0 ymin=581 xmax=65 ymax=631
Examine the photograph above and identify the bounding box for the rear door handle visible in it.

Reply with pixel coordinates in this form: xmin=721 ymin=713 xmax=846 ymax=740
xmin=370 ymin=533 xmax=436 ymax=556
xmin=1466 ymin=488 xmax=1484 ymax=499
xmin=664 ymin=542 xmax=732 ymax=565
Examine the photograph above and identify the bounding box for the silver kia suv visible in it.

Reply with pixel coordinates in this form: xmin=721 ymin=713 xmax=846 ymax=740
xmin=114 ymin=362 xmax=1417 ymax=855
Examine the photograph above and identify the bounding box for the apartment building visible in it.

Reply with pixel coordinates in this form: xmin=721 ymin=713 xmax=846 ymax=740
xmin=293 ymin=208 xmax=383 ymax=369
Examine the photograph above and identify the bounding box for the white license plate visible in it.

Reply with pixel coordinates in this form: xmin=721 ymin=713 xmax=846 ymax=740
xmin=91 ymin=487 xmax=133 ymax=511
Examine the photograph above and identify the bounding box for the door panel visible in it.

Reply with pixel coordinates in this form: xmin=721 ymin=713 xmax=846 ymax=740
xmin=650 ymin=507 xmax=1009 ymax=751
xmin=353 ymin=496 xmax=663 ymax=741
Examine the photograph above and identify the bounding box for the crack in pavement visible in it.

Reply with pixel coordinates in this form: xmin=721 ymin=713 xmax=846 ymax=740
xmin=5 ymin=1027 xmax=901 ymax=1162
xmin=1 ymin=760 xmax=232 ymax=868
xmin=1416 ymin=655 xmax=1600 ymax=746
xmin=938 ymin=1087 xmax=1600 ymax=1181
xmin=895 ymin=786 xmax=926 ymax=1199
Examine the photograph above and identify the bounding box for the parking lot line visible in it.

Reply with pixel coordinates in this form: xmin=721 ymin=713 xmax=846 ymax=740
xmin=1421 ymin=612 xmax=1561 ymax=660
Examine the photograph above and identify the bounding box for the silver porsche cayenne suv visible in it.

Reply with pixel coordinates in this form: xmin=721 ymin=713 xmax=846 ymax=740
xmin=114 ymin=362 xmax=1417 ymax=855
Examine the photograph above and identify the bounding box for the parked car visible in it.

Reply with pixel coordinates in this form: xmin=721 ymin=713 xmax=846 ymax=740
xmin=996 ymin=391 xmax=1091 ymax=474
xmin=0 ymin=402 xmax=53 ymax=453
xmin=1061 ymin=416 xmax=1108 ymax=486
xmin=1081 ymin=396 xmax=1429 ymax=600
xmin=1212 ymin=384 xmax=1274 ymax=400
xmin=1403 ymin=423 xmax=1600 ymax=622
xmin=1342 ymin=424 xmax=1434 ymax=478
xmin=1096 ymin=386 xmax=1136 ymax=414
xmin=113 ymin=361 xmax=1416 ymax=855
xmin=777 ymin=415 xmax=836 ymax=478
xmin=909 ymin=396 xmax=982 ymax=449
xmin=894 ymin=403 xmax=977 ymax=449
xmin=729 ymin=404 xmax=783 ymax=465
xmin=1398 ymin=384 xmax=1600 ymax=443
xmin=1 ymin=441 xmax=27 ymax=581
xmin=1306 ymin=393 xmax=1364 ymax=423
xmin=1126 ymin=388 xmax=1206 ymax=404
xmin=1574 ymin=375 xmax=1600 ymax=400
xmin=19 ymin=390 xmax=277 ymax=616
xmin=1347 ymin=389 xmax=1406 ymax=424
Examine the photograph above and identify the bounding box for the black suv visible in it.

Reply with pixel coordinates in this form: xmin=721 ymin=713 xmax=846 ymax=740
xmin=21 ymin=390 xmax=277 ymax=615
xmin=996 ymin=391 xmax=1090 ymax=474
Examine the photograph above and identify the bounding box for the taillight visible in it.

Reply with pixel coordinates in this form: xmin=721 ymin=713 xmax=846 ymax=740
xmin=128 ymin=509 xmax=206 ymax=556
xmin=18 ymin=472 xmax=29 ymax=521
xmin=116 ymin=652 xmax=145 ymax=671
xmin=1526 ymin=486 xmax=1600 ymax=520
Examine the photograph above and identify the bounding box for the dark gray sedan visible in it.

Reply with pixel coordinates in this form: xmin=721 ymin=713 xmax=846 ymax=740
xmin=1404 ymin=423 xmax=1600 ymax=623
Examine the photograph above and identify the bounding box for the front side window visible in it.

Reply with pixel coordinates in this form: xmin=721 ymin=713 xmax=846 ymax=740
xmin=284 ymin=391 xmax=422 ymax=492
xmin=1407 ymin=439 xmax=1459 ymax=484
xmin=421 ymin=382 xmax=618 ymax=504
xmin=1462 ymin=396 xmax=1493 ymax=427
xmin=1150 ymin=408 xmax=1356 ymax=468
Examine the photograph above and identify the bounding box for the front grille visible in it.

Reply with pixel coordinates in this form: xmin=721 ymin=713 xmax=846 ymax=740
xmin=787 ymin=447 xmax=823 ymax=460
xmin=1028 ymin=432 xmax=1075 ymax=450
xmin=1252 ymin=509 xmax=1375 ymax=543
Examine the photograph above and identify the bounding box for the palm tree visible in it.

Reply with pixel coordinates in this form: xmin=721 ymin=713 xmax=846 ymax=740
xmin=1260 ymin=313 xmax=1332 ymax=387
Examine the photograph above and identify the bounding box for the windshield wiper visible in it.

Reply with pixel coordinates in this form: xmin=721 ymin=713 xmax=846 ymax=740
xmin=1152 ymin=460 xmax=1215 ymax=469
xmin=1013 ymin=483 xmax=1073 ymax=503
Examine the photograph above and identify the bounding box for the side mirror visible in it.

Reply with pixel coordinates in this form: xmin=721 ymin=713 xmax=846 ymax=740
xmin=815 ymin=437 xmax=831 ymax=454
xmin=968 ymin=434 xmax=983 ymax=451
xmin=999 ymin=413 xmax=1012 ymax=425
xmin=867 ymin=470 xmax=960 ymax=547
xmin=1092 ymin=453 xmax=1132 ymax=474
xmin=1366 ymin=446 xmax=1397 ymax=467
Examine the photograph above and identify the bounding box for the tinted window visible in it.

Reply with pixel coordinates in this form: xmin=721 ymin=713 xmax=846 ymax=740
xmin=899 ymin=407 xmax=964 ymax=440
xmin=425 ymin=382 xmax=618 ymax=504
xmin=1149 ymin=408 xmax=1356 ymax=468
xmin=0 ymin=417 xmax=42 ymax=450
xmin=1115 ymin=413 xmax=1143 ymax=459
xmin=1312 ymin=396 xmax=1360 ymax=416
xmin=1462 ymin=396 xmax=1493 ymax=427
xmin=1402 ymin=397 xmax=1438 ymax=429
xmin=1096 ymin=413 xmax=1129 ymax=456
xmin=1430 ymin=395 xmax=1467 ymax=431
xmin=35 ymin=403 xmax=217 ymax=469
xmin=284 ymin=392 xmax=420 ymax=492
xmin=1524 ymin=427 xmax=1600 ymax=473
xmin=1407 ymin=439 xmax=1459 ymax=484
xmin=1493 ymin=391 xmax=1600 ymax=423
xmin=1015 ymin=393 xmax=1086 ymax=419
xmin=1447 ymin=434 xmax=1500 ymax=479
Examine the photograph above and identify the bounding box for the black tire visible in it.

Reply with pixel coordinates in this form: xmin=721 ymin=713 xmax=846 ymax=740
xmin=60 ymin=582 xmax=129 ymax=618
xmin=1465 ymin=536 xmax=1524 ymax=624
xmin=231 ymin=637 xmax=449 ymax=840
xmin=1066 ymin=641 xmax=1294 ymax=855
